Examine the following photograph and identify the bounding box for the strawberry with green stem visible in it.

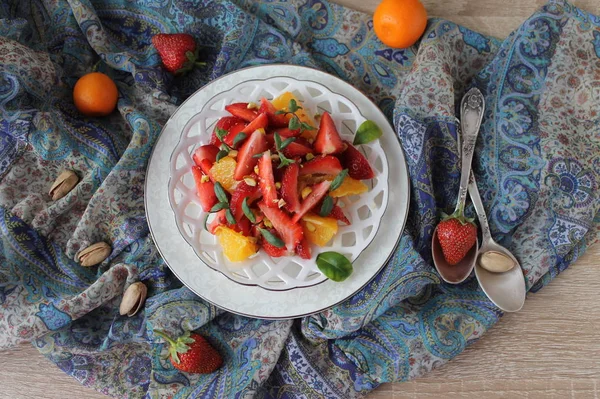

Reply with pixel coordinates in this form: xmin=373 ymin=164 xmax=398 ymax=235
xmin=154 ymin=330 xmax=223 ymax=374
xmin=436 ymin=205 xmax=478 ymax=265
xmin=152 ymin=33 xmax=206 ymax=75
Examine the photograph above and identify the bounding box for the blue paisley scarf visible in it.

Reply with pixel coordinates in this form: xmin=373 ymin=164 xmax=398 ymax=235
xmin=0 ymin=0 xmax=599 ymax=397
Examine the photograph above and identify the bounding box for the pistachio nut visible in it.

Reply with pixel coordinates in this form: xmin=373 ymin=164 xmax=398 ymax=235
xmin=78 ymin=242 xmax=111 ymax=267
xmin=479 ymin=251 xmax=516 ymax=273
xmin=119 ymin=282 xmax=147 ymax=317
xmin=49 ymin=170 xmax=79 ymax=201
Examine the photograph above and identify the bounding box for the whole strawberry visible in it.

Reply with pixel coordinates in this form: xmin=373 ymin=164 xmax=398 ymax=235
xmin=151 ymin=33 xmax=206 ymax=75
xmin=437 ymin=216 xmax=477 ymax=265
xmin=154 ymin=330 xmax=223 ymax=374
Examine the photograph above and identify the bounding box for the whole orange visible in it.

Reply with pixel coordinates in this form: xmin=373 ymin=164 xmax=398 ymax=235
xmin=73 ymin=72 xmax=118 ymax=117
xmin=373 ymin=0 xmax=428 ymax=49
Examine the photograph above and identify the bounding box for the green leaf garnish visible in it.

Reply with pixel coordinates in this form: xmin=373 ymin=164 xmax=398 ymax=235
xmin=213 ymin=182 xmax=228 ymax=203
xmin=225 ymin=209 xmax=236 ymax=225
xmin=274 ymin=132 xmax=282 ymax=150
xmin=216 ymin=150 xmax=229 ymax=162
xmin=329 ymin=169 xmax=348 ymax=192
xmin=316 ymin=252 xmax=353 ymax=282
xmin=288 ymin=115 xmax=300 ymax=131
xmin=300 ymin=122 xmax=316 ymax=131
xmin=319 ymin=195 xmax=334 ymax=217
xmin=253 ymin=152 xmax=265 ymax=158
xmin=232 ymin=132 xmax=247 ymax=148
xmin=353 ymin=120 xmax=382 ymax=145
xmin=259 ymin=228 xmax=285 ymax=248
xmin=204 ymin=213 xmax=210 ymax=231
xmin=275 ymin=110 xmax=287 ymax=115
xmin=242 ymin=197 xmax=256 ymax=223
xmin=277 ymin=151 xmax=295 ymax=169
xmin=288 ymin=99 xmax=301 ymax=113
xmin=215 ymin=127 xmax=228 ymax=142
xmin=210 ymin=202 xmax=229 ymax=213
xmin=279 ymin=137 xmax=296 ymax=151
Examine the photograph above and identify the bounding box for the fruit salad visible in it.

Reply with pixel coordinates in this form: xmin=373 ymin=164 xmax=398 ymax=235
xmin=191 ymin=92 xmax=377 ymax=263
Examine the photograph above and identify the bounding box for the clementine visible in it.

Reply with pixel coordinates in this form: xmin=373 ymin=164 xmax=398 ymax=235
xmin=373 ymin=0 xmax=428 ymax=49
xmin=73 ymin=72 xmax=118 ymax=117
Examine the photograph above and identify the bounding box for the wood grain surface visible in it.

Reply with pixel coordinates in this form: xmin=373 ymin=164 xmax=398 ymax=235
xmin=2 ymin=1 xmax=600 ymax=398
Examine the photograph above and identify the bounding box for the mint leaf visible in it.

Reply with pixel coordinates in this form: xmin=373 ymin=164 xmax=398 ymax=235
xmin=353 ymin=120 xmax=382 ymax=145
xmin=242 ymin=197 xmax=256 ymax=223
xmin=319 ymin=195 xmax=334 ymax=217
xmin=329 ymin=169 xmax=348 ymax=192
xmin=213 ymin=182 xmax=228 ymax=203
xmin=216 ymin=150 xmax=229 ymax=162
xmin=316 ymin=252 xmax=353 ymax=282
xmin=232 ymin=132 xmax=247 ymax=148
xmin=259 ymin=228 xmax=285 ymax=248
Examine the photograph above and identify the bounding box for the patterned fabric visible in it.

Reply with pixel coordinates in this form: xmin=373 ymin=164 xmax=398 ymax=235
xmin=0 ymin=0 xmax=599 ymax=397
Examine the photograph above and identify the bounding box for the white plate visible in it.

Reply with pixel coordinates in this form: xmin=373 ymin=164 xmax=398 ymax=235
xmin=145 ymin=65 xmax=410 ymax=319
xmin=168 ymin=74 xmax=389 ymax=290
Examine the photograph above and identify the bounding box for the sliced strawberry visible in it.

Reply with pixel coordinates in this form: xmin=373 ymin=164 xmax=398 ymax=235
xmin=222 ymin=122 xmax=247 ymax=147
xmin=280 ymin=163 xmax=300 ymax=213
xmin=313 ymin=111 xmax=345 ymax=155
xmin=292 ymin=180 xmax=332 ymax=223
xmin=240 ymin=113 xmax=268 ymax=136
xmin=193 ymin=144 xmax=219 ymax=166
xmin=208 ymin=209 xmax=227 ymax=234
xmin=282 ymin=139 xmax=313 ymax=158
xmin=295 ymin=237 xmax=312 ymax=259
xmin=198 ymin=159 xmax=215 ymax=180
xmin=258 ymin=151 xmax=278 ymax=207
xmin=230 ymin=181 xmax=261 ymax=221
xmin=299 ymin=155 xmax=342 ymax=176
xmin=261 ymin=229 xmax=288 ymax=257
xmin=258 ymin=202 xmax=303 ymax=252
xmin=330 ymin=204 xmax=351 ymax=225
xmin=340 ymin=141 xmax=375 ymax=180
xmin=225 ymin=103 xmax=259 ymax=122
xmin=273 ymin=127 xmax=300 ymax=138
xmin=260 ymin=98 xmax=288 ymax=128
xmin=210 ymin=116 xmax=246 ymax=146
xmin=234 ymin=130 xmax=268 ymax=180
xmin=192 ymin=166 xmax=217 ymax=212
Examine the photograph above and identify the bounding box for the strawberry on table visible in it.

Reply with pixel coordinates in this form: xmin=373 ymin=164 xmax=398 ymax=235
xmin=259 ymin=97 xmax=289 ymax=127
xmin=258 ymin=151 xmax=278 ymax=206
xmin=313 ymin=111 xmax=345 ymax=155
xmin=437 ymin=217 xmax=478 ymax=265
xmin=230 ymin=180 xmax=261 ymax=221
xmin=192 ymin=144 xmax=219 ymax=166
xmin=225 ymin=103 xmax=259 ymax=122
xmin=330 ymin=204 xmax=351 ymax=225
xmin=340 ymin=141 xmax=375 ymax=180
xmin=152 ymin=33 xmax=205 ymax=75
xmin=292 ymin=180 xmax=331 ymax=223
xmin=273 ymin=127 xmax=301 ymax=138
xmin=280 ymin=163 xmax=300 ymax=213
xmin=281 ymin=138 xmax=313 ymax=158
xmin=233 ymin=129 xmax=268 ymax=180
xmin=258 ymin=202 xmax=303 ymax=252
xmin=191 ymin=166 xmax=217 ymax=212
xmin=154 ymin=330 xmax=223 ymax=374
xmin=298 ymin=155 xmax=342 ymax=176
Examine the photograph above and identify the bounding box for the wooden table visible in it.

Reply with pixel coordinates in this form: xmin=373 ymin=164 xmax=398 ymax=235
xmin=2 ymin=1 xmax=600 ymax=398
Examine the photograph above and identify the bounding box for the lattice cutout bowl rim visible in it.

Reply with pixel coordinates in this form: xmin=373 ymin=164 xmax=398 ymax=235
xmin=167 ymin=76 xmax=389 ymax=291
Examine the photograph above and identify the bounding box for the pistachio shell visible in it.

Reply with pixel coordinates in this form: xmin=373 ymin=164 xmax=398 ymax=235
xmin=479 ymin=251 xmax=516 ymax=273
xmin=49 ymin=170 xmax=79 ymax=201
xmin=119 ymin=282 xmax=147 ymax=317
xmin=78 ymin=242 xmax=111 ymax=267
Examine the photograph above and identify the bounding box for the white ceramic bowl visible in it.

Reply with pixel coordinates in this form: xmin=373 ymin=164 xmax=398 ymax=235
xmin=168 ymin=76 xmax=389 ymax=290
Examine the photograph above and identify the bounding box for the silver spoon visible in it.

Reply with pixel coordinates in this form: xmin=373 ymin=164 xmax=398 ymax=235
xmin=432 ymin=88 xmax=485 ymax=284
xmin=468 ymin=174 xmax=526 ymax=312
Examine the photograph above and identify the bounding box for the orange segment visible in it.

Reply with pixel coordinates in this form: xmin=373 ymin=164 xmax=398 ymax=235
xmin=209 ymin=156 xmax=237 ymax=193
xmin=330 ymin=177 xmax=368 ymax=198
xmin=215 ymin=226 xmax=258 ymax=262
xmin=301 ymin=213 xmax=338 ymax=247
xmin=271 ymin=92 xmax=317 ymax=140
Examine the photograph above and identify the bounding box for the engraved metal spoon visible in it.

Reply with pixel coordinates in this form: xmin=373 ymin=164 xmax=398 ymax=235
xmin=432 ymin=88 xmax=484 ymax=284
xmin=468 ymin=174 xmax=527 ymax=312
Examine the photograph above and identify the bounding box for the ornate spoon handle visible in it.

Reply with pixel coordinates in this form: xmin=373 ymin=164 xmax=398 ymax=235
xmin=454 ymin=88 xmax=485 ymax=214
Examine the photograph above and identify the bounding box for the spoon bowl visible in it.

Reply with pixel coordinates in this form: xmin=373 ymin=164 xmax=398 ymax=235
xmin=468 ymin=174 xmax=527 ymax=312
xmin=432 ymin=229 xmax=478 ymax=284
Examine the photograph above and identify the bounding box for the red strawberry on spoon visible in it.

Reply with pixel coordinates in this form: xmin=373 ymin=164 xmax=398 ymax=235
xmin=152 ymin=33 xmax=206 ymax=75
